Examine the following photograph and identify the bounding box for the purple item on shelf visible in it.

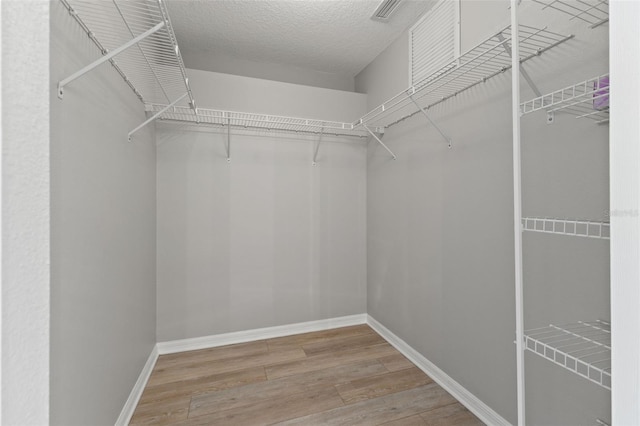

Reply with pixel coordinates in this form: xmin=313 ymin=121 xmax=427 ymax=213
xmin=593 ymin=75 xmax=609 ymax=110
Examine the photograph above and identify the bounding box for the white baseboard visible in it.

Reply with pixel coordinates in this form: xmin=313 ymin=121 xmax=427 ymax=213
xmin=115 ymin=345 xmax=159 ymax=426
xmin=366 ymin=315 xmax=511 ymax=426
xmin=156 ymin=314 xmax=368 ymax=355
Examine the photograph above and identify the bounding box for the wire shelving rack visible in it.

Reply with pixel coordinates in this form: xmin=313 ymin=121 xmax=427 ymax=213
xmin=59 ymin=0 xmax=194 ymax=107
xmin=58 ymin=0 xmax=196 ymax=139
xmin=522 ymin=217 xmax=610 ymax=239
xmin=524 ymin=320 xmax=611 ymax=389
xmin=355 ymin=25 xmax=573 ymax=132
xmin=532 ymin=0 xmax=609 ymax=29
xmin=520 ymin=74 xmax=609 ymax=123
xmin=148 ymin=104 xmax=368 ymax=138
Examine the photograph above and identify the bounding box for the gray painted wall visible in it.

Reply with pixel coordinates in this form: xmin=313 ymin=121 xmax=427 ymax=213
xmin=50 ymin=2 xmax=157 ymax=425
xmin=183 ymin=50 xmax=355 ymax=92
xmin=156 ymin=69 xmax=368 ymax=341
xmin=185 ymin=68 xmax=366 ymax=123
xmin=357 ymin=1 xmax=609 ymax=424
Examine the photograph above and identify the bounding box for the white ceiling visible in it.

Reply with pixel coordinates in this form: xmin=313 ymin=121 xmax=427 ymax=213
xmin=165 ymin=0 xmax=435 ymax=77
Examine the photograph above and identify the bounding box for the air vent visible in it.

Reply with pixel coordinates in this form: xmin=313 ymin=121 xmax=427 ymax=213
xmin=371 ymin=0 xmax=404 ymax=21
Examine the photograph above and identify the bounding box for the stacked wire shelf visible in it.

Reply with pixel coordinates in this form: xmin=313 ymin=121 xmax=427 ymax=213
xmin=149 ymin=104 xmax=368 ymax=138
xmin=532 ymin=0 xmax=609 ymax=29
xmin=522 ymin=217 xmax=610 ymax=239
xmin=524 ymin=320 xmax=611 ymax=389
xmin=520 ymin=74 xmax=609 ymax=123
xmin=356 ymin=25 xmax=573 ymax=131
xmin=59 ymin=0 xmax=194 ymax=109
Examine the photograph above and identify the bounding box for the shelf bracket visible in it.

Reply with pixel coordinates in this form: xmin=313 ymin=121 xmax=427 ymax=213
xmin=57 ymin=21 xmax=165 ymax=99
xmin=363 ymin=125 xmax=396 ymax=160
xmin=128 ymin=92 xmax=188 ymax=141
xmin=497 ymin=32 xmax=543 ymax=98
xmin=313 ymin=126 xmax=324 ymax=166
xmin=225 ymin=117 xmax=231 ymax=163
xmin=407 ymin=94 xmax=453 ymax=149
xmin=498 ymin=32 xmax=555 ymax=126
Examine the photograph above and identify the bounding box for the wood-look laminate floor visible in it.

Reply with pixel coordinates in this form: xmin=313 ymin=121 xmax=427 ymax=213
xmin=130 ymin=325 xmax=484 ymax=426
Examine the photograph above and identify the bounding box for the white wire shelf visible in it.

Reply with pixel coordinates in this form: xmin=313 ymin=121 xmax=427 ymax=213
xmin=520 ymin=74 xmax=609 ymax=123
xmin=147 ymin=104 xmax=368 ymax=138
xmin=522 ymin=217 xmax=610 ymax=239
xmin=355 ymin=25 xmax=573 ymax=131
xmin=533 ymin=0 xmax=609 ymax=29
xmin=59 ymin=0 xmax=194 ymax=109
xmin=524 ymin=320 xmax=611 ymax=389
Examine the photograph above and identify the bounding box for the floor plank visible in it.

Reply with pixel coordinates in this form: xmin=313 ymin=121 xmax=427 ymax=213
xmin=147 ymin=347 xmax=305 ymax=387
xmin=189 ymin=359 xmax=387 ymax=418
xmin=137 ymin=366 xmax=266 ymax=406
xmin=378 ymin=353 xmax=415 ymax=372
xmin=129 ymin=396 xmax=190 ymax=425
xmin=335 ymin=366 xmax=433 ymax=405
xmin=266 ymin=324 xmax=375 ymax=352
xmin=183 ymin=386 xmax=344 ymax=426
xmin=265 ymin=342 xmax=398 ymax=380
xmin=381 ymin=415 xmax=429 ymax=426
xmin=301 ymin=332 xmax=387 ymax=357
xmin=154 ymin=340 xmax=269 ymax=369
xmin=420 ymin=403 xmax=484 ymax=426
xmin=276 ymin=384 xmax=457 ymax=425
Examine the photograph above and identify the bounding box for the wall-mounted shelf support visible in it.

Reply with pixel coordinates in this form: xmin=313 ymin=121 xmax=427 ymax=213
xmin=510 ymin=4 xmax=526 ymax=425
xmin=129 ymin=93 xmax=188 ymax=141
xmin=57 ymin=21 xmax=165 ymax=99
xmin=225 ymin=117 xmax=231 ymax=163
xmin=313 ymin=127 xmax=324 ymax=166
xmin=364 ymin=125 xmax=396 ymax=160
xmin=407 ymin=93 xmax=452 ymax=149
xmin=496 ymin=32 xmax=543 ymax=99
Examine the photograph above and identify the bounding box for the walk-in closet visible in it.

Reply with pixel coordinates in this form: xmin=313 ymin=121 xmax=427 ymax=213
xmin=2 ymin=0 xmax=639 ymax=425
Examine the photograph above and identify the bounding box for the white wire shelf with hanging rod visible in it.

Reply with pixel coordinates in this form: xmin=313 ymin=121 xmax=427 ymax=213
xmin=147 ymin=104 xmax=369 ymax=139
xmin=354 ymin=25 xmax=573 ymax=135
xmin=524 ymin=320 xmax=611 ymax=389
xmin=58 ymin=0 xmax=196 ymax=139
xmin=520 ymin=74 xmax=609 ymax=124
xmin=522 ymin=217 xmax=610 ymax=239
xmin=532 ymin=0 xmax=609 ymax=29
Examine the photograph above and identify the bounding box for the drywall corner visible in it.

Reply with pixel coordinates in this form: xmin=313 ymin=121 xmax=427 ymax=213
xmin=1 ymin=1 xmax=51 ymax=424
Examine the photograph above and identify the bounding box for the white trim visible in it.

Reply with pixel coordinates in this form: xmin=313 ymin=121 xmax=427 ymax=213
xmin=366 ymin=315 xmax=511 ymax=426
xmin=115 ymin=345 xmax=159 ymax=426
xmin=0 ymin=1 xmax=4 ymax=419
xmin=157 ymin=314 xmax=368 ymax=355
xmin=510 ymin=2 xmax=526 ymax=425
xmin=611 ymin=0 xmax=640 ymax=424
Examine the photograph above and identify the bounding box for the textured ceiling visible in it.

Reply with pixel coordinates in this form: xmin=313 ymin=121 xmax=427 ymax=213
xmin=165 ymin=0 xmax=435 ymax=76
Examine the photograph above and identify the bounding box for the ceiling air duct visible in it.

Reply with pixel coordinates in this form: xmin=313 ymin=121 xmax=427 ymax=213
xmin=371 ymin=0 xmax=404 ymax=21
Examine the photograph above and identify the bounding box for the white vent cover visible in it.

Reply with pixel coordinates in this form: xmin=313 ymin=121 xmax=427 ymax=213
xmin=409 ymin=0 xmax=460 ymax=87
xmin=371 ymin=0 xmax=404 ymax=21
